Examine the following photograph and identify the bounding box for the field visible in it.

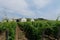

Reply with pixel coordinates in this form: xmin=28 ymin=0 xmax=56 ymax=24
xmin=0 ymin=20 xmax=60 ymax=40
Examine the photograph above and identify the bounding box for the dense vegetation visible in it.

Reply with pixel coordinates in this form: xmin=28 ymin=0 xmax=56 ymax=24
xmin=0 ymin=19 xmax=60 ymax=40
xmin=0 ymin=22 xmax=17 ymax=40
xmin=18 ymin=20 xmax=60 ymax=40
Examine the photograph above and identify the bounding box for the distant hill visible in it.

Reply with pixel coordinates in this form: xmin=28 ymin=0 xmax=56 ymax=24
xmin=34 ymin=18 xmax=47 ymax=21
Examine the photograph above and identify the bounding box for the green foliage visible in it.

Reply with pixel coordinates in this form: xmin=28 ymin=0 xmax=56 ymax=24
xmin=0 ymin=22 xmax=17 ymax=40
xmin=18 ymin=20 xmax=60 ymax=40
xmin=0 ymin=19 xmax=60 ymax=40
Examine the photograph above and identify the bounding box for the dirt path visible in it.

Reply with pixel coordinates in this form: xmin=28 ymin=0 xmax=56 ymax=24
xmin=15 ymin=26 xmax=28 ymax=40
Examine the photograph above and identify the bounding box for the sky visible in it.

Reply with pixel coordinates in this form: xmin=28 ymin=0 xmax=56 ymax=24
xmin=0 ymin=0 xmax=60 ymax=20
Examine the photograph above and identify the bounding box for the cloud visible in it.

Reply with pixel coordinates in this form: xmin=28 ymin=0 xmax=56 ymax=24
xmin=0 ymin=0 xmax=60 ymax=20
xmin=33 ymin=0 xmax=52 ymax=9
xmin=0 ymin=0 xmax=28 ymax=9
xmin=20 ymin=9 xmax=35 ymax=17
xmin=54 ymin=8 xmax=60 ymax=19
xmin=0 ymin=0 xmax=36 ymax=17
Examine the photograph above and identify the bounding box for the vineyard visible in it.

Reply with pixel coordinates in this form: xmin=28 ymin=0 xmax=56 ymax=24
xmin=0 ymin=20 xmax=60 ymax=40
xmin=0 ymin=21 xmax=17 ymax=40
xmin=18 ymin=20 xmax=60 ymax=40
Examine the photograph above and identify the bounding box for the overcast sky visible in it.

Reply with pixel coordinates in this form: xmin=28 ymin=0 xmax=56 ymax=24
xmin=0 ymin=0 xmax=60 ymax=20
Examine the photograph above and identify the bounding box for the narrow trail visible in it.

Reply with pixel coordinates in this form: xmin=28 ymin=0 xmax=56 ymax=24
xmin=15 ymin=26 xmax=28 ymax=40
